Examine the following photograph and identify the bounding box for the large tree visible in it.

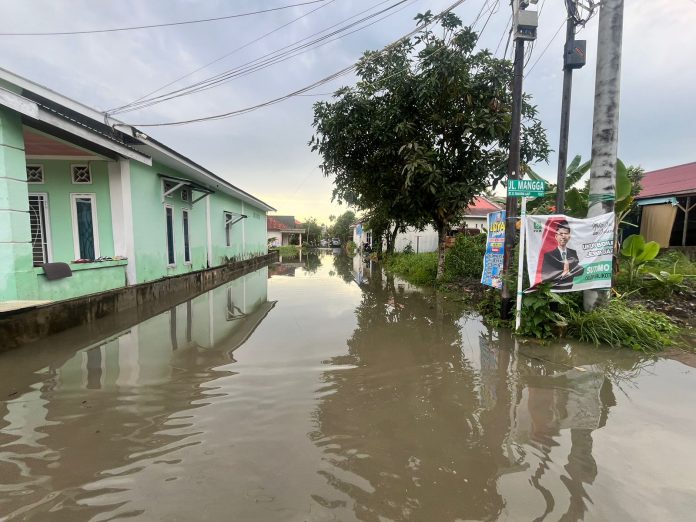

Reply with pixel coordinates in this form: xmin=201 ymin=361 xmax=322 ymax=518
xmin=311 ymin=12 xmax=549 ymax=277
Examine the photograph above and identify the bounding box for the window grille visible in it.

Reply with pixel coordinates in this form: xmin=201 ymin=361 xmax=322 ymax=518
xmin=181 ymin=188 xmax=190 ymax=202
xmin=165 ymin=206 xmax=175 ymax=265
xmin=72 ymin=165 xmax=91 ymax=184
xmin=183 ymin=209 xmax=191 ymax=264
xmin=26 ymin=165 xmax=44 ymax=183
xmin=163 ymin=180 xmax=176 ymax=198
xmin=28 ymin=194 xmax=49 ymax=266
xmin=224 ymin=212 xmax=232 ymax=247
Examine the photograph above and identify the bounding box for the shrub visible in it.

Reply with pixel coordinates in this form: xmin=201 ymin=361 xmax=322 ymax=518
xmin=346 ymin=241 xmax=357 ymax=256
xmin=518 ymin=284 xmax=572 ymax=339
xmin=384 ymin=252 xmax=438 ymax=286
xmin=277 ymin=245 xmax=299 ymax=256
xmin=443 ymin=233 xmax=486 ymax=281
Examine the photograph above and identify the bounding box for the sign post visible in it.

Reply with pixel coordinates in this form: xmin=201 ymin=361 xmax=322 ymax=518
xmin=507 ymin=178 xmax=546 ymax=331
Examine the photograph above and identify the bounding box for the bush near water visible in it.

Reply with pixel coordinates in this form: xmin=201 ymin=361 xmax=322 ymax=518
xmin=383 ymin=233 xmax=694 ymax=351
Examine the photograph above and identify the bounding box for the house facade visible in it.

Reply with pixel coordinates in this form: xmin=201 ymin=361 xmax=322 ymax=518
xmin=267 ymin=216 xmax=305 ymax=247
xmin=0 ymin=68 xmax=274 ymax=308
xmin=635 ymin=162 xmax=696 ymax=249
xmin=352 ymin=196 xmax=502 ymax=253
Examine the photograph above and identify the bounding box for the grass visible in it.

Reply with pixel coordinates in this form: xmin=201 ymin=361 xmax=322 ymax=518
xmin=275 ymin=245 xmax=300 ymax=256
xmin=384 ymin=252 xmax=438 ymax=286
xmin=566 ymin=298 xmax=679 ymax=352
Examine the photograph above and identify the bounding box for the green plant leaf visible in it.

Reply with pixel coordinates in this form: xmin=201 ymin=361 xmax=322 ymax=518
xmin=621 ymin=234 xmax=645 ymax=258
xmin=635 ymin=240 xmax=660 ymax=263
xmin=616 ymin=159 xmax=631 ymax=202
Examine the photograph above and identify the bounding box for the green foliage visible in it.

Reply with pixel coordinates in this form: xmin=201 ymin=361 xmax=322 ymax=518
xmin=567 ymin=299 xmax=678 ymax=352
xmin=443 ymin=233 xmax=486 ymax=280
xmin=311 ymin=14 xmax=549 ymax=279
xmin=330 ymin=210 xmax=356 ymax=243
xmin=384 ymin=252 xmax=438 ymax=286
xmin=276 ymin=245 xmax=299 ymax=256
xmin=402 ymin=242 xmax=415 ymax=255
xmin=644 ymin=265 xmax=687 ymax=298
xmin=346 ymin=240 xmax=357 ymax=256
xmin=620 ymin=234 xmax=660 ymax=286
xmin=300 ymin=217 xmax=323 ymax=245
xmin=518 ymin=284 xmax=572 ymax=339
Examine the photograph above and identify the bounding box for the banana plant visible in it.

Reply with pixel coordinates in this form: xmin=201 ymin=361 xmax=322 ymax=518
xmin=621 ymin=234 xmax=660 ymax=286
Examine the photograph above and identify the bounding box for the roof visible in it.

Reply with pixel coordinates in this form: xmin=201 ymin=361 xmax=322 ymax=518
xmin=267 ymin=215 xmax=305 ymax=232
xmin=464 ymin=196 xmax=503 ymax=216
xmin=637 ymin=162 xmax=696 ymax=199
xmin=0 ymin=67 xmax=275 ymax=212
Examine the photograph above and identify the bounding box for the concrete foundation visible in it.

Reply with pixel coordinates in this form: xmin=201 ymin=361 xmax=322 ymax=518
xmin=0 ymin=251 xmax=278 ymax=352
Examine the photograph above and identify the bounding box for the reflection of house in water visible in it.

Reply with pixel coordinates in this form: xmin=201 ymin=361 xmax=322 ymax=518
xmin=54 ymin=267 xmax=274 ymax=388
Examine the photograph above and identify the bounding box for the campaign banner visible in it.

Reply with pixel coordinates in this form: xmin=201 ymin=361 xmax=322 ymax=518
xmin=525 ymin=212 xmax=615 ymax=293
xmin=481 ymin=211 xmax=506 ymax=289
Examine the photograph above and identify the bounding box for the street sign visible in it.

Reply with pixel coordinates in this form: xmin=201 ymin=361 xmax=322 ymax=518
xmin=508 ymin=179 xmax=546 ymax=197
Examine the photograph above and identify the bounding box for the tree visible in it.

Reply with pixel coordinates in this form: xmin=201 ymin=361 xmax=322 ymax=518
xmin=301 ymin=217 xmax=322 ymax=246
xmin=311 ymin=12 xmax=549 ymax=277
xmin=330 ymin=210 xmax=356 ymax=243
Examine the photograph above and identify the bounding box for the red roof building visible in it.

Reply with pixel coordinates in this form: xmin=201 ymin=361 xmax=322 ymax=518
xmin=636 ymin=162 xmax=696 ymax=248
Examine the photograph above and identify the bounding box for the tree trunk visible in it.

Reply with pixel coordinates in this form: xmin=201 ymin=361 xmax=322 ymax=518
xmin=387 ymin=226 xmax=398 ymax=255
xmin=436 ymin=220 xmax=447 ymax=280
xmin=584 ymin=0 xmax=624 ymax=312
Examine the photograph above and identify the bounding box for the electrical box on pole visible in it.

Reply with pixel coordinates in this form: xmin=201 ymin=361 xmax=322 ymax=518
xmin=514 ymin=9 xmax=538 ymax=41
xmin=564 ymin=40 xmax=587 ymax=69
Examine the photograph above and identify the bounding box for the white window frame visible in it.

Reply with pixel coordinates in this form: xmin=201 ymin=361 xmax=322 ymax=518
xmin=71 ymin=164 xmax=92 ymax=185
xmin=28 ymin=192 xmax=53 ymax=265
xmin=165 ymin=204 xmax=176 ymax=267
xmin=224 ymin=211 xmax=232 ymax=247
xmin=70 ymin=193 xmax=100 ymax=260
xmin=182 ymin=208 xmax=191 ymax=265
xmin=26 ymin=164 xmax=45 ymax=184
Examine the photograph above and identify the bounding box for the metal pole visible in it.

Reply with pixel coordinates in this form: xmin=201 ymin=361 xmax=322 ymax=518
xmin=501 ymin=37 xmax=525 ymax=320
xmin=515 ymin=196 xmax=527 ymax=331
xmin=555 ymin=17 xmax=575 ymax=214
xmin=584 ymin=0 xmax=624 ymax=311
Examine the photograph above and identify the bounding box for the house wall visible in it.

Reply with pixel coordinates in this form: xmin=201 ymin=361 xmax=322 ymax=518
xmin=27 ymin=159 xmax=115 ymax=262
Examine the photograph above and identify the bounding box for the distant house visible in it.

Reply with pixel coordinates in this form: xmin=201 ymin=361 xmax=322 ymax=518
xmin=267 ymin=216 xmax=306 ymax=247
xmin=352 ymin=196 xmax=502 ymax=253
xmin=0 ymin=67 xmax=274 ymax=310
xmin=635 ymin=162 xmax=696 ymax=248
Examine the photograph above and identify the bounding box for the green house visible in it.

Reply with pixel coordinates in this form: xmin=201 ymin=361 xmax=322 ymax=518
xmin=0 ymin=68 xmax=274 ymax=308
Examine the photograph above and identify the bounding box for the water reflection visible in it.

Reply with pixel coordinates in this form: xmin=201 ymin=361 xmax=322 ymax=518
xmin=0 ymin=268 xmax=273 ymax=520
xmin=311 ymin=261 xmax=656 ymax=521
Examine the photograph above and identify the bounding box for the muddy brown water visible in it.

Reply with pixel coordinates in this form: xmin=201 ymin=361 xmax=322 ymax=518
xmin=1 ymin=252 xmax=695 ymax=521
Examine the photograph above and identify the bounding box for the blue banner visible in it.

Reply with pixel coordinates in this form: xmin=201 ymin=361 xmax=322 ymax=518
xmin=481 ymin=211 xmax=506 ymax=289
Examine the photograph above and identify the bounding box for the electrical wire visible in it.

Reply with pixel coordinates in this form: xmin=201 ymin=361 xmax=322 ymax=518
xmin=108 ymin=0 xmax=340 ymax=113
xmin=0 ymin=0 xmax=329 ymax=36
xmin=116 ymin=0 xmax=468 ymax=127
xmin=494 ymin=14 xmax=512 ymax=57
xmin=108 ymin=0 xmax=414 ymax=115
xmin=524 ymin=17 xmax=566 ymax=78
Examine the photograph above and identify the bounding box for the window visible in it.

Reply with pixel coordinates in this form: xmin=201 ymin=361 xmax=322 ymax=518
xmin=165 ymin=206 xmax=175 ymax=266
xmin=181 ymin=188 xmax=190 ymax=202
xmin=224 ymin=212 xmax=232 ymax=247
xmin=182 ymin=209 xmax=191 ymax=264
xmin=71 ymin=164 xmax=92 ymax=184
xmin=28 ymin=193 xmax=50 ymax=266
xmin=70 ymin=194 xmax=100 ymax=260
xmin=26 ymin=165 xmax=44 ymax=184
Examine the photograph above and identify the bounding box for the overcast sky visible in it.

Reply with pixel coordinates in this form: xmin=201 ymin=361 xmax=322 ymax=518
xmin=2 ymin=0 xmax=694 ymax=223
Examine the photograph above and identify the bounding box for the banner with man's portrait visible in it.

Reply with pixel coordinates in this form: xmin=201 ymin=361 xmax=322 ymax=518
xmin=525 ymin=213 xmax=615 ymax=293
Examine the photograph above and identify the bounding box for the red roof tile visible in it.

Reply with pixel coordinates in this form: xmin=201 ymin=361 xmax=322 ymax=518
xmin=637 ymin=162 xmax=696 ymax=199
xmin=465 ymin=196 xmax=503 ymax=216
xmin=267 ymin=217 xmax=289 ymax=230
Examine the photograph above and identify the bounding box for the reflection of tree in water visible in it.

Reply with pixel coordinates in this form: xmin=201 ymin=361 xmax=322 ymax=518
xmin=331 ymin=253 xmax=356 ymax=283
xmin=303 ymin=251 xmax=321 ymax=274
xmin=311 ymin=270 xmax=509 ymax=521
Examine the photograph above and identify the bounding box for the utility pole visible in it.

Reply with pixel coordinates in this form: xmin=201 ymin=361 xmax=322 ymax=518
xmin=583 ymin=0 xmax=624 ymax=311
xmin=501 ymin=0 xmax=538 ymax=320
xmin=556 ymin=1 xmax=594 ymax=213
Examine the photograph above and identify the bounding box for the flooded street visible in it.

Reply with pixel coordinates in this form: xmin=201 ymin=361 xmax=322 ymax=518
xmin=1 ymin=252 xmax=695 ymax=521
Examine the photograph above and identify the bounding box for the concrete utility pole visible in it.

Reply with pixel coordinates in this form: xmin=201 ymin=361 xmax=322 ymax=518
xmin=501 ymin=0 xmax=538 ymax=320
xmin=584 ymin=0 xmax=624 ymax=311
xmin=556 ymin=1 xmax=594 ymax=213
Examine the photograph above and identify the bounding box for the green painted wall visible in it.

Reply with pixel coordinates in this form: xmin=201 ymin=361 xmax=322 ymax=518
xmin=129 ymin=159 xmax=268 ymax=284
xmin=129 ymin=160 xmax=208 ymax=283
xmin=0 ymin=107 xmax=37 ymax=301
xmin=34 ymin=261 xmax=127 ymax=301
xmin=27 ymin=159 xmax=115 ymax=263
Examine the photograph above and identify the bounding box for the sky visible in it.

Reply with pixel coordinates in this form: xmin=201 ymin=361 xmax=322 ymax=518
xmin=2 ymin=0 xmax=695 ymax=224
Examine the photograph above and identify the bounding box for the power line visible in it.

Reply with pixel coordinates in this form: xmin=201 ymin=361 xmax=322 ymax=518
xmin=494 ymin=14 xmax=512 ymax=57
xmin=108 ymin=0 xmax=340 ymax=113
xmin=108 ymin=0 xmax=413 ymax=115
xmin=116 ymin=0 xmax=468 ymax=127
xmin=524 ymin=17 xmax=566 ymax=78
xmin=0 ymin=0 xmax=329 ymax=36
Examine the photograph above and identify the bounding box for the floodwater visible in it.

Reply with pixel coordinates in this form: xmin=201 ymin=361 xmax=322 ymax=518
xmin=1 ymin=252 xmax=695 ymax=521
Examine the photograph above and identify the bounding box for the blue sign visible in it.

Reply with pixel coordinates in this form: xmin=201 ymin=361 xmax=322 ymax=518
xmin=481 ymin=211 xmax=506 ymax=289
xmin=356 ymin=223 xmax=362 ymax=236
